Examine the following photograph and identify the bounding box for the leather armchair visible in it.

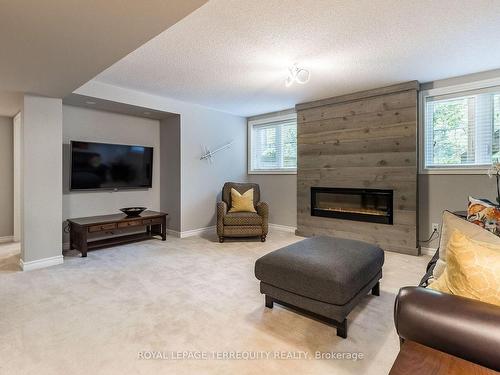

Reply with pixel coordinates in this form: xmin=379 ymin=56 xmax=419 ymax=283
xmin=217 ymin=182 xmax=269 ymax=243
xmin=394 ymin=286 xmax=500 ymax=371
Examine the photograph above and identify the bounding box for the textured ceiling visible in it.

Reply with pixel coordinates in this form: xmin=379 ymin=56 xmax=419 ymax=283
xmin=96 ymin=0 xmax=500 ymax=117
xmin=0 ymin=0 xmax=207 ymax=116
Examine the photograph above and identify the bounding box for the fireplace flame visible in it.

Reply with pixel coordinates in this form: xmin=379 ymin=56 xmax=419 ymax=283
xmin=316 ymin=207 xmax=387 ymax=216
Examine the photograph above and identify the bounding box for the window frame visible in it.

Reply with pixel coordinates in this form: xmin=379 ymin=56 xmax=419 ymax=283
xmin=419 ymin=77 xmax=500 ymax=175
xmin=247 ymin=112 xmax=297 ymax=175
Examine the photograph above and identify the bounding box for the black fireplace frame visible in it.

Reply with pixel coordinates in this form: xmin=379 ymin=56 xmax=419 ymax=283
xmin=310 ymin=187 xmax=394 ymax=225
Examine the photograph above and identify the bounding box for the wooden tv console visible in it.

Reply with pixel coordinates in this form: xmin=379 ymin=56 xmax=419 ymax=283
xmin=67 ymin=211 xmax=167 ymax=257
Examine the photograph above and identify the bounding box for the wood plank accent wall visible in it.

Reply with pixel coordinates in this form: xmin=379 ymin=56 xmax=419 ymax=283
xmin=295 ymin=81 xmax=419 ymax=255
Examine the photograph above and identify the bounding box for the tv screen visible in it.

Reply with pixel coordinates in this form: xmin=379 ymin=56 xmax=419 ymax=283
xmin=70 ymin=141 xmax=153 ymax=190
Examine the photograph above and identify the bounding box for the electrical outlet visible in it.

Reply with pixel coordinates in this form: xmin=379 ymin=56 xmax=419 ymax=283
xmin=432 ymin=223 xmax=440 ymax=233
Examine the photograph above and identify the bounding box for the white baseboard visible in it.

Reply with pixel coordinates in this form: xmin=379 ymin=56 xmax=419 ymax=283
xmin=269 ymin=223 xmax=297 ymax=233
xmin=179 ymin=226 xmax=216 ymax=238
xmin=420 ymin=246 xmax=438 ymax=256
xmin=179 ymin=223 xmax=297 ymax=238
xmin=177 ymin=224 xmax=297 ymax=238
xmin=0 ymin=236 xmax=14 ymax=243
xmin=20 ymin=255 xmax=64 ymax=271
xmin=61 ymin=224 xmax=297 ymax=244
xmin=166 ymin=229 xmax=181 ymax=238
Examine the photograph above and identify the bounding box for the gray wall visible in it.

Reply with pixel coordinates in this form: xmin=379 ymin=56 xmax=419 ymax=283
xmin=180 ymin=108 xmax=247 ymax=231
xmin=420 ymin=68 xmax=500 ymax=91
xmin=0 ymin=116 xmax=13 ymax=238
xmin=21 ymin=95 xmax=63 ymax=262
xmin=419 ymin=174 xmax=497 ymax=248
xmin=62 ymin=106 xmax=161 ymax=226
xmin=248 ymin=174 xmax=297 ymax=227
xmin=160 ymin=115 xmax=181 ymax=232
xmin=76 ymin=80 xmax=247 ymax=233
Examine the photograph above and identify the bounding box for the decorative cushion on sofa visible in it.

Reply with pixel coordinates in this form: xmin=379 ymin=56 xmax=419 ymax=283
xmin=223 ymin=211 xmax=262 ymax=226
xmin=467 ymin=196 xmax=500 ymax=235
xmin=228 ymin=188 xmax=256 ymax=213
xmin=431 ymin=211 xmax=500 ymax=282
xmin=429 ymin=229 xmax=500 ymax=307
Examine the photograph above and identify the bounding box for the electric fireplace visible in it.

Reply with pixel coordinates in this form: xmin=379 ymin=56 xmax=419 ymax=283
xmin=311 ymin=187 xmax=393 ymax=225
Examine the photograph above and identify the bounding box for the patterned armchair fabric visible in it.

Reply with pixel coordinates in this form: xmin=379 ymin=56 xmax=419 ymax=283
xmin=217 ymin=182 xmax=269 ymax=242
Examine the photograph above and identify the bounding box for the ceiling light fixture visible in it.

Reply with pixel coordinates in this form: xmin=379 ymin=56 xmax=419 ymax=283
xmin=85 ymin=100 xmax=96 ymax=105
xmin=285 ymin=63 xmax=310 ymax=87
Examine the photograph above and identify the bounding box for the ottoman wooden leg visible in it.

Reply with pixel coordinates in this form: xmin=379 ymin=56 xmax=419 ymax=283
xmin=371 ymin=281 xmax=380 ymax=296
xmin=265 ymin=295 xmax=274 ymax=309
xmin=336 ymin=319 xmax=347 ymax=339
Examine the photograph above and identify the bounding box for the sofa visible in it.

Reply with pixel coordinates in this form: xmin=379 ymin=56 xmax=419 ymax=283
xmin=394 ymin=211 xmax=500 ymax=371
xmin=216 ymin=182 xmax=269 ymax=243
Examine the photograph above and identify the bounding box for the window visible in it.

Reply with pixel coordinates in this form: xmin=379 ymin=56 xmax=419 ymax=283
xmin=422 ymin=84 xmax=500 ymax=171
xmin=248 ymin=113 xmax=297 ymax=173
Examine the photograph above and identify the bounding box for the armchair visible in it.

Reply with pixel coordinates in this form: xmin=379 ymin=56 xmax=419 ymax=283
xmin=217 ymin=182 xmax=269 ymax=243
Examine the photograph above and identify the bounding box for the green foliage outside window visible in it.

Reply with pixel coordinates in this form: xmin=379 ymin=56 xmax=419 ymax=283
xmin=282 ymin=124 xmax=297 ymax=168
xmin=493 ymin=95 xmax=500 ymax=161
xmin=431 ymin=98 xmax=470 ymax=165
xmin=261 ymin=128 xmax=277 ymax=162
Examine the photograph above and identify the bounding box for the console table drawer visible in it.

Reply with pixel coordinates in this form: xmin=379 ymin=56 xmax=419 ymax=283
xmin=88 ymin=223 xmax=117 ymax=233
xmin=142 ymin=218 xmax=162 ymax=225
xmin=117 ymin=220 xmax=143 ymax=228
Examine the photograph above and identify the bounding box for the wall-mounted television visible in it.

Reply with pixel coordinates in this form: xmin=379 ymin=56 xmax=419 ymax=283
xmin=70 ymin=141 xmax=153 ymax=191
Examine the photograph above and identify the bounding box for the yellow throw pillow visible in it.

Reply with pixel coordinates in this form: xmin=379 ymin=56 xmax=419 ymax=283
xmin=430 ymin=229 xmax=500 ymax=307
xmin=229 ymin=188 xmax=256 ymax=213
xmin=431 ymin=211 xmax=500 ymax=282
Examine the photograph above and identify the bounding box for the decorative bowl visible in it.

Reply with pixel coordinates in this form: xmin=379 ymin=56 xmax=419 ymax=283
xmin=120 ymin=207 xmax=147 ymax=217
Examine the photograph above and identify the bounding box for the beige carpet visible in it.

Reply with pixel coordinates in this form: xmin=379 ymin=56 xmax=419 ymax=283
xmin=0 ymin=231 xmax=429 ymax=375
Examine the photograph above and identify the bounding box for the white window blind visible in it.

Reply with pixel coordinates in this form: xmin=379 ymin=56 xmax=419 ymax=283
xmin=248 ymin=115 xmax=297 ymax=173
xmin=423 ymin=86 xmax=500 ymax=169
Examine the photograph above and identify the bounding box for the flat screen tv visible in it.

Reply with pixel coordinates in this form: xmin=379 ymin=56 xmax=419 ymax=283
xmin=70 ymin=141 xmax=153 ymax=190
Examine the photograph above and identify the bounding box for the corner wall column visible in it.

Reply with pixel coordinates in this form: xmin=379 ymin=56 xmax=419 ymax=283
xmin=159 ymin=115 xmax=181 ymax=234
xmin=20 ymin=95 xmax=63 ymax=270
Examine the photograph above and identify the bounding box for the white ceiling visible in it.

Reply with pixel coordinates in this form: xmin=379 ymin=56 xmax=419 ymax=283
xmin=96 ymin=0 xmax=500 ymax=117
xmin=0 ymin=0 xmax=207 ymax=116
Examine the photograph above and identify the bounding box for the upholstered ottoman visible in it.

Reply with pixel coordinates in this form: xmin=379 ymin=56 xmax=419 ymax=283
xmin=254 ymin=236 xmax=384 ymax=338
